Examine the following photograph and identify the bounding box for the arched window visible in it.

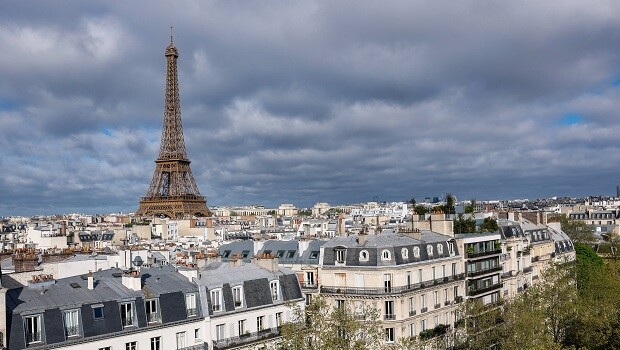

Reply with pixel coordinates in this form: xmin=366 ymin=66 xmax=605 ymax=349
xmin=401 ymin=247 xmax=409 ymax=259
xmin=427 ymin=245 xmax=433 ymax=256
xmin=413 ymin=246 xmax=420 ymax=258
xmin=359 ymin=250 xmax=369 ymax=262
xmin=437 ymin=244 xmax=443 ymax=255
xmin=382 ymin=249 xmax=391 ymax=261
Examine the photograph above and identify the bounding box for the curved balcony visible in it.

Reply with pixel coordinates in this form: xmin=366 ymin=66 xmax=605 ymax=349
xmin=320 ymin=274 xmax=465 ymax=296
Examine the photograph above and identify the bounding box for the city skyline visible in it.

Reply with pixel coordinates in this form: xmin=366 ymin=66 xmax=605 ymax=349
xmin=1 ymin=1 xmax=620 ymax=215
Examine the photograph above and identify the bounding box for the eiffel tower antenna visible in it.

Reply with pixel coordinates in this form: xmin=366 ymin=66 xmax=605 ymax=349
xmin=136 ymin=36 xmax=210 ymax=219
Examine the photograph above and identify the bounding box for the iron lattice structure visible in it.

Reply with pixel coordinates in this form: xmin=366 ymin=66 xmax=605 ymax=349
xmin=136 ymin=39 xmax=210 ymax=219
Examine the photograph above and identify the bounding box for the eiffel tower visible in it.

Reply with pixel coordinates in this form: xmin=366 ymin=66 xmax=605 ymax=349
xmin=136 ymin=35 xmax=210 ymax=219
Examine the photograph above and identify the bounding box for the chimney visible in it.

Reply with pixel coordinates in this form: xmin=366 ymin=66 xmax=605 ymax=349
xmin=358 ymin=226 xmax=368 ymax=246
xmin=251 ymin=254 xmax=279 ymax=272
xmin=121 ymin=269 xmax=142 ymax=291
xmin=87 ymin=271 xmax=94 ymax=290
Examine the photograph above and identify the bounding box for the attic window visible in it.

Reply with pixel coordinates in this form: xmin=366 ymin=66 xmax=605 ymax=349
xmin=381 ymin=249 xmax=391 ymax=261
xmin=70 ymin=283 xmax=81 ymax=289
xmin=242 ymin=250 xmax=250 ymax=258
xmin=277 ymin=250 xmax=285 ymax=258
xmin=223 ymin=251 xmax=231 ymax=258
xmin=309 ymin=251 xmax=319 ymax=259
xmin=359 ymin=250 xmax=369 ymax=262
xmin=427 ymin=245 xmax=433 ymax=256
xmin=335 ymin=248 xmax=346 ymax=263
xmin=437 ymin=244 xmax=444 ymax=255
xmin=413 ymin=246 xmax=420 ymax=258
xmin=112 ymin=272 xmax=122 ymax=278
xmin=264 ymin=250 xmax=272 ymax=255
xmin=401 ymin=248 xmax=409 ymax=259
xmin=287 ymin=251 xmax=295 ymax=259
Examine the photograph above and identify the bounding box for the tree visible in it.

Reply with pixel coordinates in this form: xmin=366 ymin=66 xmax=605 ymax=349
xmin=444 ymin=193 xmax=455 ymax=215
xmin=413 ymin=205 xmax=428 ymax=215
xmin=556 ymin=214 xmax=596 ymax=244
xmin=479 ymin=218 xmax=498 ymax=232
xmin=464 ymin=199 xmax=476 ymax=214
xmin=454 ymin=299 xmax=502 ymax=350
xmin=279 ymin=297 xmax=385 ymax=350
xmin=454 ymin=214 xmax=476 ymax=234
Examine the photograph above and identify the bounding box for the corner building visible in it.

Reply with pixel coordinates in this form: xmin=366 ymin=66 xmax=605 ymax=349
xmin=318 ymin=230 xmax=464 ymax=344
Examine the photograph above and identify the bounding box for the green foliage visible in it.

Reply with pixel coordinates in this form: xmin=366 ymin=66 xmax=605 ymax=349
xmin=413 ymin=205 xmax=428 ymax=215
xmin=267 ymin=210 xmax=277 ymax=216
xmin=454 ymin=214 xmax=476 ymax=234
xmin=479 ymin=218 xmax=498 ymax=232
xmin=298 ymin=209 xmax=312 ymax=217
xmin=464 ymin=199 xmax=475 ymax=214
xmin=556 ymin=214 xmax=596 ymax=244
xmin=279 ymin=297 xmax=385 ymax=350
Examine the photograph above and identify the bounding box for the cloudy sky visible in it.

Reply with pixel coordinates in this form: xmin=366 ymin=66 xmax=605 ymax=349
xmin=1 ymin=1 xmax=620 ymax=215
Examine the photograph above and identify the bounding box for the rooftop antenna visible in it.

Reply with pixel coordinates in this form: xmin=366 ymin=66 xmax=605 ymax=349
xmin=170 ymin=25 xmax=174 ymax=44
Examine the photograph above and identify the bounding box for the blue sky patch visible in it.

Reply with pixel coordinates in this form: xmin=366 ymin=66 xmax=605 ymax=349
xmin=612 ymin=79 xmax=620 ymax=87
xmin=0 ymin=100 xmax=17 ymax=111
xmin=102 ymin=127 xmax=113 ymax=136
xmin=558 ymin=113 xmax=583 ymax=126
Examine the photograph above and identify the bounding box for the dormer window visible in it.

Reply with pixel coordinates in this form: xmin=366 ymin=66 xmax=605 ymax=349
xmin=270 ymin=280 xmax=280 ymax=301
xmin=232 ymin=286 xmax=244 ymax=308
xmin=186 ymin=293 xmax=197 ymax=316
xmin=413 ymin=246 xmax=420 ymax=258
xmin=437 ymin=244 xmax=444 ymax=255
xmin=427 ymin=245 xmax=433 ymax=256
xmin=63 ymin=309 xmax=81 ymax=337
xmin=359 ymin=250 xmax=369 ymax=262
xmin=382 ymin=249 xmax=391 ymax=261
xmin=120 ymin=302 xmax=134 ymax=327
xmin=24 ymin=314 xmax=42 ymax=345
xmin=145 ymin=299 xmax=160 ymax=323
xmin=335 ymin=248 xmax=346 ymax=263
xmin=210 ymin=289 xmax=222 ymax=312
xmin=401 ymin=248 xmax=409 ymax=259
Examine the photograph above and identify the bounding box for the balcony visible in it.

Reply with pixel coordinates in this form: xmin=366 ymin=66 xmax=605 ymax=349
xmin=212 ymin=327 xmax=281 ymax=350
xmin=468 ymin=282 xmax=503 ymax=296
xmin=384 ymin=314 xmax=396 ymax=320
xmin=466 ymin=266 xmax=503 ymax=278
xmin=187 ymin=308 xmax=197 ymax=317
xmin=177 ymin=345 xmax=208 ymax=350
xmin=454 ymin=296 xmax=463 ymax=304
xmin=502 ymin=271 xmax=516 ymax=279
xmin=301 ymin=282 xmax=318 ymax=290
xmin=444 ymin=300 xmax=451 ymax=306
xmin=65 ymin=325 xmax=80 ymax=337
xmin=409 ymin=310 xmax=416 ymax=316
xmin=523 ymin=266 xmax=534 ymax=273
xmin=434 ymin=303 xmax=441 ymax=309
xmin=147 ymin=313 xmax=159 ymax=323
xmin=320 ymin=274 xmax=465 ymax=296
xmin=466 ymin=248 xmax=502 ymax=259
xmin=26 ymin=331 xmax=41 ymax=344
xmin=420 ymin=307 xmax=428 ymax=313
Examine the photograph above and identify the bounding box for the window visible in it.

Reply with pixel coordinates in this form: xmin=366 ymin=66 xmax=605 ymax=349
xmin=384 ymin=274 xmax=392 ymax=292
xmin=305 ymin=294 xmax=312 ymax=305
xmin=176 ymin=331 xmax=186 ymax=349
xmin=406 ymin=271 xmax=412 ymax=288
xmin=413 ymin=246 xmax=420 ymax=258
xmin=257 ymin=316 xmax=265 ymax=331
xmin=276 ymin=312 xmax=282 ymax=327
xmin=385 ymin=327 xmax=395 ymax=343
xmin=432 ymin=266 xmax=436 ymax=280
xmin=434 ymin=291 xmax=440 ymax=307
xmin=335 ymin=249 xmax=346 ymax=263
xmin=408 ymin=297 xmax=415 ymax=315
xmin=151 ymin=336 xmax=161 ymax=350
xmin=121 ymin=303 xmax=134 ymax=327
xmin=420 ymin=294 xmax=426 ymax=309
xmin=126 ymin=341 xmax=137 ymax=350
xmin=381 ymin=249 xmax=391 ymax=260
xmin=216 ymin=324 xmax=225 ymax=341
xmin=336 ymin=299 xmax=345 ymax=309
xmin=421 ymin=319 xmax=427 ymax=331
xmin=186 ymin=293 xmax=197 ymax=316
xmin=305 ymin=271 xmax=315 ymax=286
xmin=448 ymin=242 xmax=455 ymax=255
xmin=270 ymin=281 xmax=280 ymax=301
xmin=401 ymin=247 xmax=409 ymax=259
xmin=287 ymin=250 xmax=295 ymax=258
xmin=452 ymin=263 xmax=457 ymax=276
xmin=385 ymin=300 xmax=395 ymax=319
xmin=309 ymin=251 xmax=319 ymax=259
xmin=24 ymin=314 xmax=42 ymax=344
xmin=359 ymin=250 xmax=369 ymax=262
xmin=418 ymin=269 xmax=423 ymax=283
xmin=194 ymin=328 xmax=200 ymax=340
xmin=233 ymin=286 xmax=243 ymax=308
xmin=146 ymin=299 xmax=159 ymax=323
xmin=239 ymin=319 xmax=246 ymax=335
xmin=63 ymin=309 xmax=80 ymax=337
xmin=93 ymin=305 xmax=104 ymax=319
xmin=437 ymin=243 xmax=444 ymax=254
xmin=427 ymin=245 xmax=433 ymax=256
xmin=409 ymin=323 xmax=416 ymax=337
xmin=211 ymin=289 xmax=222 ymax=312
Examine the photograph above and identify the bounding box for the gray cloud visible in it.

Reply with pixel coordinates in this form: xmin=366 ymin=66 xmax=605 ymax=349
xmin=1 ymin=1 xmax=620 ymax=215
